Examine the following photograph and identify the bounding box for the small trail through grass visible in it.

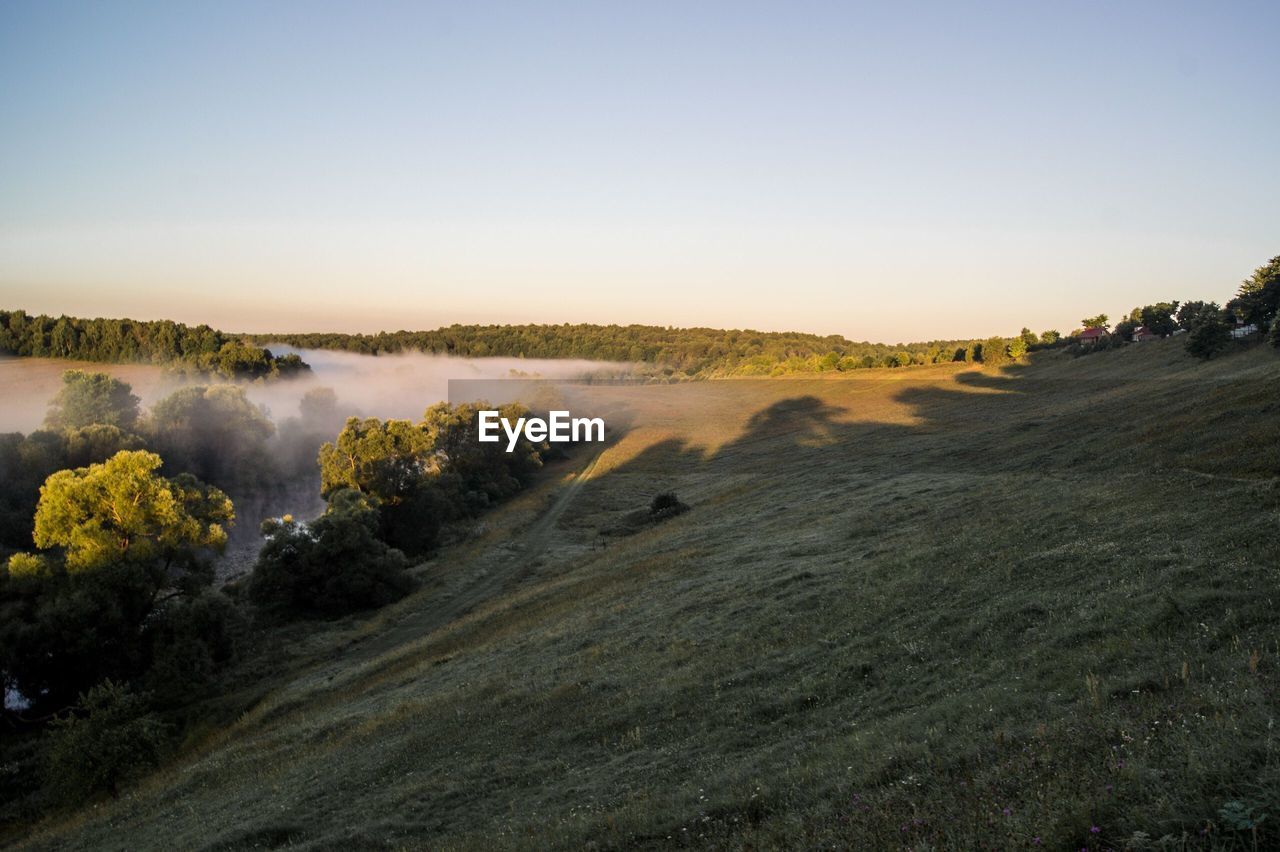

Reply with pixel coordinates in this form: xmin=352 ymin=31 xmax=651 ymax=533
xmin=334 ymin=447 xmax=607 ymax=668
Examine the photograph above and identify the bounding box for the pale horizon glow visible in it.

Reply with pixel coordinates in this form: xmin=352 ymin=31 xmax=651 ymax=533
xmin=1 ymin=1 xmax=1277 ymax=343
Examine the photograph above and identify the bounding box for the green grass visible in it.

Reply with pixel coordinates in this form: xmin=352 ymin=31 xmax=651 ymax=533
xmin=15 ymin=338 xmax=1280 ymax=851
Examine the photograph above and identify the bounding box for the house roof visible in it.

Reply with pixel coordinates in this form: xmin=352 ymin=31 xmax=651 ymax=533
xmin=1078 ymin=327 xmax=1107 ymax=339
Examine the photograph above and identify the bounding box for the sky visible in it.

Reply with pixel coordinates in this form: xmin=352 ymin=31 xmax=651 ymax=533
xmin=1 ymin=0 xmax=1277 ymax=343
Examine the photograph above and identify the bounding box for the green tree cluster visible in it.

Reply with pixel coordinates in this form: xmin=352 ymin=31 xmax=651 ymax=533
xmin=246 ymin=490 xmax=413 ymax=617
xmin=1226 ymin=256 xmax=1280 ymax=330
xmin=44 ymin=370 xmax=140 ymax=431
xmin=1 ymin=451 xmax=235 ymax=711
xmin=250 ymin=323 xmax=999 ymax=377
xmin=0 ymin=309 xmax=309 ymax=379
xmin=142 ymin=385 xmax=276 ymax=491
xmin=315 ymin=402 xmax=543 ymax=556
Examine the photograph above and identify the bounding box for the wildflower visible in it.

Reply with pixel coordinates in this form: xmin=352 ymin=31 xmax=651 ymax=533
xmin=1003 ymin=808 xmax=1012 ymax=816
xmin=1090 ymin=824 xmax=1101 ymax=833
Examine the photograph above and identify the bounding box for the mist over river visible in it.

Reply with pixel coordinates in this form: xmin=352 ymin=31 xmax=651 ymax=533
xmin=3 ymin=348 xmax=628 ymax=433
xmin=4 ymin=349 xmax=628 ymax=578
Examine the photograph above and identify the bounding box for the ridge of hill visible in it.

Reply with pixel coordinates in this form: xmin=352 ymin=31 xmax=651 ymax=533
xmin=20 ymin=338 xmax=1280 ymax=850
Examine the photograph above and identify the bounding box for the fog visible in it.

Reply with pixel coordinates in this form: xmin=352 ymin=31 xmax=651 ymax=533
xmin=3 ymin=349 xmax=631 ymax=579
xmin=242 ymin=346 xmax=632 ymax=425
xmin=3 ymin=349 xmax=632 ymax=435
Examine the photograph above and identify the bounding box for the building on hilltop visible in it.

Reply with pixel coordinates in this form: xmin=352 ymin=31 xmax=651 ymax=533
xmin=1077 ymin=327 xmax=1108 ymax=344
xmin=1230 ymin=323 xmax=1258 ymax=339
xmin=1132 ymin=326 xmax=1160 ymax=342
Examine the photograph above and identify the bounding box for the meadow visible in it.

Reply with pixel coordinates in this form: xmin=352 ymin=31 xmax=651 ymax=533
xmin=14 ymin=337 xmax=1280 ymax=850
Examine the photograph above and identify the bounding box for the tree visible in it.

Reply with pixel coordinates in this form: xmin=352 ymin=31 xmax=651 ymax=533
xmin=1138 ymin=302 xmax=1180 ymax=336
xmin=1226 ymin=255 xmax=1280 ymax=329
xmin=1080 ymin=314 xmax=1110 ymax=331
xmin=1176 ymin=300 xmax=1221 ymax=331
xmin=143 ymin=385 xmax=275 ymax=490
xmin=1185 ymin=311 xmax=1231 ymax=360
xmin=32 ymin=450 xmax=232 ymax=576
xmin=1008 ymin=336 xmax=1029 ymax=360
xmin=318 ymin=417 xmax=442 ymax=554
xmin=1270 ymin=318 xmax=1280 ymax=349
xmin=318 ymin=417 xmax=436 ymax=502
xmin=982 ymin=337 xmax=1011 ymax=366
xmin=0 ymin=452 xmax=235 ymax=709
xmin=246 ymin=489 xmax=413 ymax=617
xmin=41 ymin=680 xmax=168 ymax=801
xmin=1040 ymin=330 xmax=1060 ymax=345
xmin=0 ymin=425 xmax=142 ymax=552
xmin=298 ymin=387 xmax=345 ymax=433
xmin=44 ymin=370 xmax=140 ymax=431
xmin=420 ymin=402 xmax=543 ymax=513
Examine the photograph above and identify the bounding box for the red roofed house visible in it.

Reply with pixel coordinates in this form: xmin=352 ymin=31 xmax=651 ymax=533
xmin=1078 ymin=327 xmax=1107 ymax=344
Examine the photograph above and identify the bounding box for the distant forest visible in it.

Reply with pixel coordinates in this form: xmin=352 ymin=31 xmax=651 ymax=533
xmin=1 ymin=309 xmax=1054 ymax=379
xmin=0 ymin=310 xmax=309 ymax=380
xmin=249 ymin=324 xmax=1037 ymax=376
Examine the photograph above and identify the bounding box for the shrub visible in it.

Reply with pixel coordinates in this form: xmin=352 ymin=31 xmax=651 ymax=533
xmin=142 ymin=591 xmax=247 ymax=707
xmin=649 ymin=492 xmax=690 ymax=521
xmin=41 ymin=680 xmax=169 ymax=803
xmin=246 ymin=489 xmax=414 ymax=617
xmin=1185 ymin=315 xmax=1231 ymax=360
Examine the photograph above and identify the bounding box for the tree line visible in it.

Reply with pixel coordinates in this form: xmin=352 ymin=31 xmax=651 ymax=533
xmin=4 ymin=310 xmax=1057 ymax=379
xmin=248 ymin=323 xmax=1049 ymax=375
xmin=1069 ymin=255 xmax=1280 ymax=360
xmin=0 ymin=309 xmax=310 ymax=380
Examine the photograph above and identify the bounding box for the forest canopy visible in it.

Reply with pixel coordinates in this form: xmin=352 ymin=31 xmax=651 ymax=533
xmin=250 ymin=323 xmax=1016 ymax=376
xmin=0 ymin=310 xmax=309 ymax=380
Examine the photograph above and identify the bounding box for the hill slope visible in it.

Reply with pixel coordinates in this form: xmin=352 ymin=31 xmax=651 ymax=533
xmin=21 ymin=339 xmax=1280 ymax=850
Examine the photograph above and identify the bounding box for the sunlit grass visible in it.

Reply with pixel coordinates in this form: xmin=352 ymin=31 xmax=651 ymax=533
xmin=15 ymin=338 xmax=1280 ymax=850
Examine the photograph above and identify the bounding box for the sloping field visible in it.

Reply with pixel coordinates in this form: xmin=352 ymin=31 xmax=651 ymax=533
xmin=20 ymin=339 xmax=1280 ymax=850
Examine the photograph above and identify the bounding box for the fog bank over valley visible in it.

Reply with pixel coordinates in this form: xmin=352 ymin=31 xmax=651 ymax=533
xmin=3 ymin=349 xmax=630 ymax=579
xmin=3 ymin=349 xmax=630 ymax=434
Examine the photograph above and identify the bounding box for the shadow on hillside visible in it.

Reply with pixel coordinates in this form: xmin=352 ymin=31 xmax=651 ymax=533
xmin=572 ymin=364 xmax=1046 ymax=527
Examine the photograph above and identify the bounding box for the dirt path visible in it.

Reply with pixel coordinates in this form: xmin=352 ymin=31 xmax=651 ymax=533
xmin=334 ymin=447 xmax=607 ymax=666
xmin=510 ymin=447 xmax=605 ymax=561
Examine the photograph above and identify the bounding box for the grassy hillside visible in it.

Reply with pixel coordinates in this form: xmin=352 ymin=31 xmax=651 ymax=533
xmin=18 ymin=338 xmax=1280 ymax=850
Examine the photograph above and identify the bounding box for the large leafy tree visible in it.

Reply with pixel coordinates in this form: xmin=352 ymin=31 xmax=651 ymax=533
xmin=0 ymin=451 xmax=233 ymax=709
xmin=143 ymin=385 xmax=275 ymax=491
xmin=1080 ymin=314 xmax=1110 ymax=331
xmin=0 ymin=425 xmax=142 ymax=551
xmin=1138 ymin=302 xmax=1180 ymax=336
xmin=33 ymin=450 xmax=231 ymax=576
xmin=318 ymin=417 xmax=436 ymax=501
xmin=420 ymin=401 xmax=543 ymax=512
xmin=1227 ymin=255 xmax=1280 ymax=329
xmin=1176 ymin=301 xmax=1221 ymax=331
xmin=43 ymin=370 xmax=140 ymax=431
xmin=318 ymin=416 xmax=442 ymax=554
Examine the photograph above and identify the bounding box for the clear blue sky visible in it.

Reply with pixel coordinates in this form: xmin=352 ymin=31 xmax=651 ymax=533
xmin=1 ymin=0 xmax=1276 ymax=341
